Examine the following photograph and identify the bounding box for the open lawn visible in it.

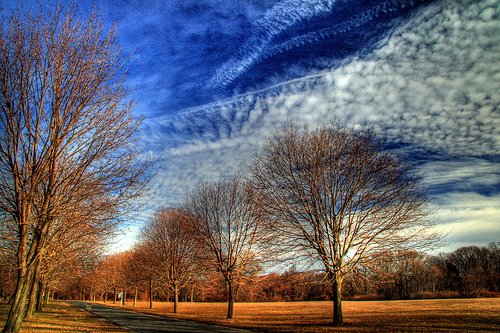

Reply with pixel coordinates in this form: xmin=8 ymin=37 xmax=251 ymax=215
xmin=0 ymin=301 xmax=130 ymax=333
xmin=1 ymin=299 xmax=498 ymax=332
xmin=97 ymin=298 xmax=500 ymax=332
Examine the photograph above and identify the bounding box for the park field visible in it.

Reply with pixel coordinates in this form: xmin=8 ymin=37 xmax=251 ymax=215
xmin=0 ymin=301 xmax=129 ymax=333
xmin=1 ymin=298 xmax=499 ymax=332
xmin=98 ymin=298 xmax=500 ymax=332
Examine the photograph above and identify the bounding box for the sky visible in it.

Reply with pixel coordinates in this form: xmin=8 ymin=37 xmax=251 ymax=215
xmin=2 ymin=0 xmax=499 ymax=253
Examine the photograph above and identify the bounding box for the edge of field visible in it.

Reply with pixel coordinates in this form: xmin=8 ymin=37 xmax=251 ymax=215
xmin=0 ymin=300 xmax=131 ymax=333
xmin=85 ymin=298 xmax=500 ymax=333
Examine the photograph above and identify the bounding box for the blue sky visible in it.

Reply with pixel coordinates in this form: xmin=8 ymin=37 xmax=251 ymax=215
xmin=3 ymin=0 xmax=499 ymax=253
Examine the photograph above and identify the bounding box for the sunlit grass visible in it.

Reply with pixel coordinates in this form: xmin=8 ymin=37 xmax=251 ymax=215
xmin=98 ymin=298 xmax=500 ymax=332
xmin=0 ymin=301 xmax=130 ymax=333
xmin=1 ymin=298 xmax=498 ymax=332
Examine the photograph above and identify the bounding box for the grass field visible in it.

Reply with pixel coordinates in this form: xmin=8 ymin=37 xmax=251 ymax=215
xmin=0 ymin=301 xmax=130 ymax=333
xmin=1 ymin=298 xmax=499 ymax=332
xmin=99 ymin=298 xmax=500 ymax=332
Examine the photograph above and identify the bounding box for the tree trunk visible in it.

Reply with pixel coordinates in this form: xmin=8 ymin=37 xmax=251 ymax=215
xmin=173 ymin=285 xmax=179 ymax=313
xmin=113 ymin=288 xmax=117 ymax=304
xmin=2 ymin=266 xmax=33 ymax=333
xmin=332 ymin=272 xmax=343 ymax=326
xmin=190 ymin=284 xmax=195 ymax=302
xmin=25 ymin=276 xmax=39 ymax=318
xmin=226 ymin=280 xmax=234 ymax=319
xmin=149 ymin=280 xmax=153 ymax=309
xmin=122 ymin=290 xmax=126 ymax=305
xmin=42 ymin=287 xmax=50 ymax=307
xmin=35 ymin=279 xmax=44 ymax=312
xmin=133 ymin=287 xmax=138 ymax=307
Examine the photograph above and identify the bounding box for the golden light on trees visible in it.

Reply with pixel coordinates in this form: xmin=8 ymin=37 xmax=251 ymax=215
xmin=138 ymin=209 xmax=200 ymax=313
xmin=250 ymin=122 xmax=441 ymax=326
xmin=185 ymin=177 xmax=263 ymax=319
xmin=0 ymin=5 xmax=146 ymax=333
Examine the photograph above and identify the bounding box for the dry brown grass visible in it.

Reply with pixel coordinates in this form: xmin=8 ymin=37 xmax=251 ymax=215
xmin=0 ymin=301 xmax=130 ymax=333
xmin=99 ymin=298 xmax=500 ymax=332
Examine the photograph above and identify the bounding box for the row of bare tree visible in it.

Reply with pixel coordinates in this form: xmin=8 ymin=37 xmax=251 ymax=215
xmin=44 ymin=243 xmax=499 ymax=306
xmin=48 ymin=121 xmax=439 ymax=326
xmin=0 ymin=2 xmax=441 ymax=330
xmin=0 ymin=6 xmax=146 ymax=333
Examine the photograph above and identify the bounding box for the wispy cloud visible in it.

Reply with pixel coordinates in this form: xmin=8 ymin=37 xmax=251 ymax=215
xmin=10 ymin=0 xmax=496 ymax=251
xmin=422 ymin=158 xmax=500 ymax=197
xmin=431 ymin=192 xmax=500 ymax=251
xmin=139 ymin=0 xmax=499 ymax=252
xmin=208 ymin=0 xmax=431 ymax=91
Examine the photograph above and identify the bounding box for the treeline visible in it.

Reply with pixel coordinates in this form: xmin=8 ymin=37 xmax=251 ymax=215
xmin=18 ymin=243 xmax=496 ymax=305
xmin=0 ymin=4 xmax=147 ymax=333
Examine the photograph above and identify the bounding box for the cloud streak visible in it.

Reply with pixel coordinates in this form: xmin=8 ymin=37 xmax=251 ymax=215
xmin=208 ymin=0 xmax=430 ymax=91
xmin=139 ymin=0 xmax=499 ymax=252
xmin=7 ymin=0 xmax=496 ymax=252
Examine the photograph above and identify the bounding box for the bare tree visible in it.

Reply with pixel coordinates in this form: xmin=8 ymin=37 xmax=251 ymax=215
xmin=0 ymin=5 xmax=146 ymax=332
xmin=28 ymin=218 xmax=107 ymax=313
xmin=250 ymin=123 xmax=439 ymax=326
xmin=370 ymin=250 xmax=434 ymax=299
xmin=185 ymin=177 xmax=262 ymax=319
xmin=127 ymin=242 xmax=162 ymax=308
xmin=139 ymin=209 xmax=200 ymax=313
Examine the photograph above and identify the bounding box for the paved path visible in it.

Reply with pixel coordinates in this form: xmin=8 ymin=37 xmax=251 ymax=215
xmin=71 ymin=301 xmax=254 ymax=333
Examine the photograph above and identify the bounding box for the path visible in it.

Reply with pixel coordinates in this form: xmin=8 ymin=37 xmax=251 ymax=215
xmin=71 ymin=301 xmax=254 ymax=333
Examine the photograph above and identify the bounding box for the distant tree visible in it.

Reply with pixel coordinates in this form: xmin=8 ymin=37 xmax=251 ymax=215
xmin=485 ymin=243 xmax=500 ymax=292
xmin=445 ymin=245 xmax=500 ymax=295
xmin=127 ymin=242 xmax=162 ymax=308
xmin=32 ymin=230 xmax=104 ymax=311
xmin=124 ymin=245 xmax=150 ymax=306
xmin=371 ymin=251 xmax=434 ymax=299
xmin=104 ymin=253 xmax=129 ymax=304
xmin=250 ymin=123 xmax=439 ymax=326
xmin=139 ymin=209 xmax=200 ymax=313
xmin=185 ymin=177 xmax=263 ymax=319
xmin=0 ymin=248 xmax=16 ymax=302
xmin=0 ymin=219 xmax=16 ymax=302
xmin=0 ymin=5 xmax=146 ymax=332
xmin=49 ymin=243 xmax=104 ymax=301
xmin=427 ymin=253 xmax=451 ymax=292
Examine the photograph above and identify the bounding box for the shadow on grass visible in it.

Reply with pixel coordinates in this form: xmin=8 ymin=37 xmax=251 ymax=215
xmin=0 ymin=301 xmax=130 ymax=333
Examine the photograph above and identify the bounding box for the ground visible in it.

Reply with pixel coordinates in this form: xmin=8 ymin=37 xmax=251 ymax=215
xmin=1 ymin=298 xmax=499 ymax=332
xmin=95 ymin=298 xmax=500 ymax=332
xmin=0 ymin=301 xmax=130 ymax=333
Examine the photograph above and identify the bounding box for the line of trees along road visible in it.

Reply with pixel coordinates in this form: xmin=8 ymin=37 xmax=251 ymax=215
xmin=0 ymin=2 xmax=462 ymax=330
xmin=40 ymin=122 xmax=444 ymax=327
xmin=0 ymin=5 xmax=147 ymax=333
xmin=47 ymin=243 xmax=499 ymax=305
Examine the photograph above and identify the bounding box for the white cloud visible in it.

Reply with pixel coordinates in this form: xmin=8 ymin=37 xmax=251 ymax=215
xmin=208 ymin=0 xmax=343 ymax=89
xmin=137 ymin=0 xmax=499 ymax=251
xmin=208 ymin=0 xmax=429 ymax=90
xmin=421 ymin=158 xmax=500 ymax=190
xmin=147 ymin=0 xmax=499 ymax=175
xmin=430 ymin=192 xmax=500 ymax=252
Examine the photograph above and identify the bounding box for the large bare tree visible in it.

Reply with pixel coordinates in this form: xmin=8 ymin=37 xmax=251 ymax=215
xmin=139 ymin=208 xmax=200 ymax=313
xmin=0 ymin=5 xmax=145 ymax=332
xmin=250 ymin=123 xmax=439 ymax=326
xmin=185 ymin=177 xmax=262 ymax=319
